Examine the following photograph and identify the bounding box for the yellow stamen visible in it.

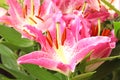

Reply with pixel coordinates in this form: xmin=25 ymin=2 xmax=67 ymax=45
xmin=53 ymin=22 xmax=68 ymax=64
xmin=81 ymin=1 xmax=87 ymax=14
xmin=97 ymin=19 xmax=101 ymax=36
xmin=30 ymin=0 xmax=34 ymax=16
xmin=56 ymin=22 xmax=61 ymax=48
xmin=29 ymin=17 xmax=37 ymax=24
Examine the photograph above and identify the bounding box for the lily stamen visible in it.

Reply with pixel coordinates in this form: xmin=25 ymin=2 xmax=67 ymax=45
xmin=30 ymin=0 xmax=34 ymax=16
xmin=61 ymin=28 xmax=67 ymax=45
xmin=56 ymin=22 xmax=61 ymax=48
xmin=81 ymin=1 xmax=87 ymax=14
xmin=38 ymin=6 xmax=42 ymax=16
xmin=101 ymin=29 xmax=111 ymax=36
xmin=23 ymin=5 xmax=27 ymax=18
xmin=35 ymin=16 xmax=44 ymax=22
xmin=23 ymin=29 xmax=36 ymax=39
xmin=46 ymin=30 xmax=53 ymax=47
xmin=29 ymin=17 xmax=37 ymax=24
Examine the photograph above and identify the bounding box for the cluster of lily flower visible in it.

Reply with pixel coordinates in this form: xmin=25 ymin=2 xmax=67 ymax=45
xmin=0 ymin=0 xmax=119 ymax=76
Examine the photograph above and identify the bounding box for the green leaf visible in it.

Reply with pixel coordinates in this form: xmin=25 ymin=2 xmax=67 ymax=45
xmin=77 ymin=51 xmax=93 ymax=73
xmin=113 ymin=22 xmax=120 ymax=39
xmin=72 ymin=72 xmax=96 ymax=80
xmin=23 ymin=64 xmax=60 ymax=80
xmin=0 ymin=25 xmax=34 ymax=47
xmin=0 ymin=64 xmax=35 ymax=80
xmin=0 ymin=74 xmax=10 ymax=80
xmin=90 ymin=59 xmax=120 ymax=80
xmin=0 ymin=44 xmax=18 ymax=70
xmin=111 ymin=42 xmax=120 ymax=56
xmin=54 ymin=73 xmax=67 ymax=80
xmin=0 ymin=44 xmax=35 ymax=80
xmin=0 ymin=0 xmax=8 ymax=9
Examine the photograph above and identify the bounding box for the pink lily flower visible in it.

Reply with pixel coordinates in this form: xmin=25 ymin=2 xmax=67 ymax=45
xmin=0 ymin=0 xmax=58 ymax=37
xmin=61 ymin=11 xmax=117 ymax=72
xmin=85 ymin=22 xmax=117 ymax=72
xmin=17 ymin=22 xmax=115 ymax=76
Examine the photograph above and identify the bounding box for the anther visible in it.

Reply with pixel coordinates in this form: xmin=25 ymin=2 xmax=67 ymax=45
xmin=23 ymin=29 xmax=36 ymax=39
xmin=46 ymin=31 xmax=53 ymax=47
xmin=61 ymin=28 xmax=66 ymax=45
xmin=91 ymin=25 xmax=98 ymax=36
xmin=23 ymin=5 xmax=27 ymax=18
xmin=35 ymin=16 xmax=44 ymax=22
xmin=38 ymin=6 xmax=42 ymax=16
xmin=29 ymin=17 xmax=37 ymax=24
xmin=101 ymin=29 xmax=111 ymax=36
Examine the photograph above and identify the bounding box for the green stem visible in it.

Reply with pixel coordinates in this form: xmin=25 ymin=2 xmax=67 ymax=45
xmin=67 ymin=74 xmax=72 ymax=80
xmin=87 ymin=55 xmax=120 ymax=65
xmin=101 ymin=0 xmax=120 ymax=15
xmin=68 ymin=77 xmax=71 ymax=80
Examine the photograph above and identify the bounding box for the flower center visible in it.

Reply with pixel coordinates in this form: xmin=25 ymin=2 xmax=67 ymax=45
xmin=46 ymin=22 xmax=68 ymax=63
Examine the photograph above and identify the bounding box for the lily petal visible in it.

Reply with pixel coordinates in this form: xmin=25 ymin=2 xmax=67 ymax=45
xmin=17 ymin=50 xmax=71 ymax=75
xmin=24 ymin=0 xmax=40 ymax=15
xmin=7 ymin=0 xmax=23 ymax=19
xmin=71 ymin=36 xmax=112 ymax=65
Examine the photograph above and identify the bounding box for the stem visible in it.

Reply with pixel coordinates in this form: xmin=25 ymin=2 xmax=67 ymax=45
xmin=87 ymin=55 xmax=120 ymax=65
xmin=67 ymin=74 xmax=71 ymax=80
xmin=112 ymin=70 xmax=119 ymax=80
xmin=68 ymin=77 xmax=71 ymax=80
xmin=101 ymin=0 xmax=120 ymax=15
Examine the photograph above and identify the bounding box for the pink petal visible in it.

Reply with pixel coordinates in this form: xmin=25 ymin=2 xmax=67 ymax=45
xmin=110 ymin=30 xmax=118 ymax=42
xmin=57 ymin=62 xmax=71 ymax=75
xmin=62 ymin=14 xmax=82 ymax=41
xmin=7 ymin=0 xmax=23 ymax=17
xmin=86 ymin=10 xmax=110 ymax=24
xmin=24 ymin=0 xmax=40 ymax=15
xmin=18 ymin=51 xmax=52 ymax=61
xmin=87 ymin=0 xmax=100 ymax=11
xmin=71 ymin=36 xmax=111 ymax=65
xmin=90 ymin=42 xmax=115 ymax=59
xmin=17 ymin=51 xmax=71 ymax=75
xmin=23 ymin=25 xmax=47 ymax=49
xmin=52 ymin=0 xmax=86 ymax=13
xmin=40 ymin=0 xmax=56 ymax=16
xmin=17 ymin=51 xmax=57 ymax=69
xmin=64 ymin=28 xmax=76 ymax=47
xmin=0 ymin=16 xmax=13 ymax=26
xmin=6 ymin=0 xmax=23 ymax=25
xmin=80 ymin=18 xmax=91 ymax=39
